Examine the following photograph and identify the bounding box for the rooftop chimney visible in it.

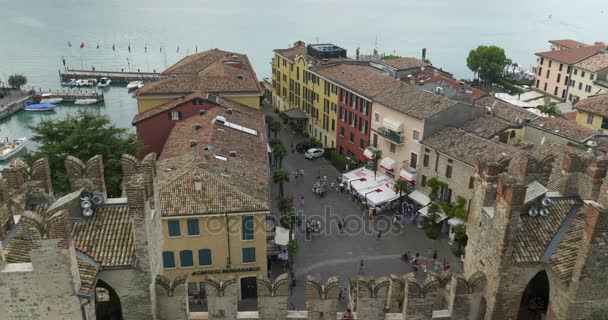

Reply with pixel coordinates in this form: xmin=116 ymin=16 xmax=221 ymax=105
xmin=422 ymin=48 xmax=427 ymax=61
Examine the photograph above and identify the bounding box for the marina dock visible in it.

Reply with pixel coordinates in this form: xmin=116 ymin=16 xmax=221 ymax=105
xmin=41 ymin=90 xmax=104 ymax=103
xmin=59 ymin=69 xmax=165 ymax=84
xmin=0 ymin=93 xmax=32 ymax=120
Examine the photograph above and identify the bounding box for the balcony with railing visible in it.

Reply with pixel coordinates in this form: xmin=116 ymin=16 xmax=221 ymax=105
xmin=373 ymin=127 xmax=403 ymax=144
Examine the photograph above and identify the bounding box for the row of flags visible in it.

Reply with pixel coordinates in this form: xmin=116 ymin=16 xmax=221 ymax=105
xmin=67 ymin=41 xmax=198 ymax=53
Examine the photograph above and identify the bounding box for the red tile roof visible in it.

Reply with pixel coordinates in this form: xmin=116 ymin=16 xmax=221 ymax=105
xmin=135 ymin=49 xmax=262 ymax=97
xmin=536 ymin=43 xmax=605 ymax=64
xmin=315 ymin=63 xmax=402 ymax=98
xmin=549 ymin=39 xmax=589 ymax=49
xmin=274 ymin=43 xmax=308 ymax=61
xmin=528 ymin=117 xmax=596 ymax=142
xmin=574 ymin=94 xmax=608 ymax=118
xmin=382 ymin=57 xmax=429 ymax=70
xmin=574 ymin=53 xmax=608 ymax=72
xmin=411 ymin=70 xmax=486 ymax=99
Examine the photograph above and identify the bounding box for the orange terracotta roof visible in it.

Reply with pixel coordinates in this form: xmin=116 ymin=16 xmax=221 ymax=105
xmin=574 ymin=94 xmax=608 ymax=117
xmin=549 ymin=39 xmax=589 ymax=49
xmin=411 ymin=70 xmax=486 ymax=99
xmin=372 ymin=84 xmax=459 ymax=119
xmin=574 ymin=53 xmax=608 ymax=72
xmin=473 ymin=96 xmax=536 ymax=123
xmin=382 ymin=57 xmax=429 ymax=70
xmin=529 ymin=117 xmax=596 ymax=142
xmin=536 ymin=43 xmax=605 ymax=64
xmin=157 ymin=99 xmax=269 ymax=216
xmin=135 ymin=48 xmax=262 ymax=97
xmin=274 ymin=44 xmax=308 ymax=61
xmin=315 ymin=63 xmax=402 ymax=98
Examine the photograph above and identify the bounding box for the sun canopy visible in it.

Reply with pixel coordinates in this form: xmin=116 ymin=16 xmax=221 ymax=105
xmin=363 ymin=147 xmax=375 ymax=160
xmin=383 ymin=118 xmax=402 ymax=133
xmin=447 ymin=217 xmax=465 ymax=227
xmin=351 ymin=175 xmax=390 ymax=194
xmin=419 ymin=205 xmax=449 ymax=223
xmin=380 ymin=157 xmax=396 ymax=171
xmin=365 ymin=182 xmax=399 ymax=207
xmin=283 ymin=108 xmax=308 ymax=120
xmin=274 ymin=226 xmax=290 ymax=246
xmin=399 ymin=168 xmax=416 ymax=183
xmin=408 ymin=190 xmax=431 ymax=206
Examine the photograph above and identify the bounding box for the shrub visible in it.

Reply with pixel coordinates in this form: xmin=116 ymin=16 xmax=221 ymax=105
xmin=451 ymin=247 xmax=465 ymax=258
xmin=330 ymin=151 xmax=346 ymax=171
xmin=424 ymin=227 xmax=439 ymax=239
xmin=274 ymin=108 xmax=280 ymax=113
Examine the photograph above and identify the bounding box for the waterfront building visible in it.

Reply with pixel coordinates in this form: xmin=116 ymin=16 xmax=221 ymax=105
xmin=533 ymin=39 xmax=605 ymax=101
xmin=133 ymin=48 xmax=263 ymax=113
xmin=568 ymin=52 xmax=608 ymax=102
xmin=156 ymin=97 xmax=270 ymax=302
xmin=573 ymin=93 xmax=608 ymax=132
xmin=272 ymin=41 xmax=342 ymax=148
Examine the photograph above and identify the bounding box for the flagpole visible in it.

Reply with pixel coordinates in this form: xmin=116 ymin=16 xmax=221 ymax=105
xmin=163 ymin=44 xmax=168 ymax=69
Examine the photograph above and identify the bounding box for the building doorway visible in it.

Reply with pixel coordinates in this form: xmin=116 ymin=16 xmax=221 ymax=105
xmin=240 ymin=276 xmax=257 ymax=299
xmin=517 ymin=271 xmax=549 ymax=320
xmin=95 ymin=280 xmax=123 ymax=320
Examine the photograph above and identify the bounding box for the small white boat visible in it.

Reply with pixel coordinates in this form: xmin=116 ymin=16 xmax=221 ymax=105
xmin=62 ymin=79 xmax=75 ymax=86
xmin=41 ymin=93 xmax=53 ymax=98
xmin=40 ymin=97 xmax=63 ymax=104
xmin=0 ymin=137 xmax=27 ymax=161
xmin=74 ymin=99 xmax=98 ymax=105
xmin=25 ymin=103 xmax=56 ymax=112
xmin=73 ymin=79 xmax=87 ymax=87
xmin=138 ymin=82 xmax=144 ymax=89
xmin=127 ymin=80 xmax=143 ymax=90
xmin=84 ymin=79 xmax=97 ymax=87
xmin=97 ymin=77 xmax=112 ymax=88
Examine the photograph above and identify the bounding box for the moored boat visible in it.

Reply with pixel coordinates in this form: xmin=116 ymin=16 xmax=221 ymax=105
xmin=126 ymin=80 xmax=143 ymax=90
xmin=24 ymin=103 xmax=56 ymax=112
xmin=74 ymin=99 xmax=98 ymax=105
xmin=97 ymin=77 xmax=112 ymax=88
xmin=62 ymin=78 xmax=76 ymax=86
xmin=40 ymin=97 xmax=63 ymax=104
xmin=0 ymin=137 xmax=27 ymax=161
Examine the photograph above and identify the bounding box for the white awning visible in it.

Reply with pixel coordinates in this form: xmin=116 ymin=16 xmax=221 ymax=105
xmin=408 ymin=190 xmax=431 ymax=206
xmin=351 ymin=175 xmax=390 ymax=194
xmin=274 ymin=226 xmax=290 ymax=246
xmin=365 ymin=182 xmax=399 ymax=207
xmin=419 ymin=205 xmax=449 ymax=223
xmin=267 ymin=143 xmax=272 ymax=153
xmin=380 ymin=157 xmax=396 ymax=171
xmin=383 ymin=118 xmax=402 ymax=133
xmin=399 ymin=168 xmax=416 ymax=183
xmin=363 ymin=147 xmax=375 ymax=160
xmin=448 ymin=217 xmax=465 ymax=227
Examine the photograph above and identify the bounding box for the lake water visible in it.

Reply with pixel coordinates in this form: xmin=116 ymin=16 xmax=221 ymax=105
xmin=1 ymin=0 xmax=607 ymax=164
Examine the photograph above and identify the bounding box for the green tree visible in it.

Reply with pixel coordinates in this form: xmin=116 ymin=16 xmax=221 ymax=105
xmin=426 ymin=178 xmax=447 ymax=201
xmin=265 ymin=115 xmax=274 ymax=136
xmin=287 ymin=239 xmax=299 ymax=270
xmin=466 ymin=45 xmax=508 ymax=84
xmin=504 ymin=58 xmax=512 ymax=76
xmin=426 ymin=202 xmax=441 ymax=226
xmin=273 ymin=142 xmax=287 ymax=168
xmin=393 ymin=178 xmax=411 ymax=210
xmin=511 ymin=62 xmax=519 ymax=77
xmin=277 ymin=196 xmax=294 ymax=215
xmin=273 ymin=168 xmax=290 ymax=197
xmin=537 ymin=101 xmax=563 ymax=118
xmin=270 ymin=119 xmax=282 ymax=138
xmin=8 ymin=74 xmax=27 ymax=89
xmin=453 ymin=223 xmax=468 ymax=251
xmin=441 ymin=196 xmax=468 ymax=221
xmin=22 ymin=111 xmax=139 ymax=196
xmin=371 ymin=149 xmax=382 ymax=179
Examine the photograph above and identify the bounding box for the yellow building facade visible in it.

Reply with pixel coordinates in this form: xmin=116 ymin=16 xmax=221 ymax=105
xmin=272 ymin=47 xmax=339 ymax=148
xmin=161 ymin=212 xmax=268 ymax=299
xmin=575 ymin=110 xmax=605 ymax=131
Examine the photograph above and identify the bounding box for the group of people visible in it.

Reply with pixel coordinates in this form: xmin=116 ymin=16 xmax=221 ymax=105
xmin=402 ymin=249 xmax=451 ymax=274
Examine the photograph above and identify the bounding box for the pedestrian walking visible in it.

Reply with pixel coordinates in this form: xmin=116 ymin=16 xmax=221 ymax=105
xmin=406 ymin=251 xmax=412 ymax=264
xmin=423 ymin=257 xmax=429 ymax=273
xmin=338 ymin=287 xmax=343 ymax=301
xmin=432 ymin=250 xmax=438 ymax=261
xmin=392 ymin=215 xmax=399 ymax=225
xmin=331 ymin=181 xmax=335 ymax=191
xmin=300 ymin=196 xmax=305 ymax=208
xmin=376 ymin=230 xmax=382 ymax=243
xmin=337 ymin=220 xmax=343 ymax=233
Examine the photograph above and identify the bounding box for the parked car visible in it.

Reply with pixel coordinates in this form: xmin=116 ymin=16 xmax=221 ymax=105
xmin=296 ymin=141 xmax=315 ymax=153
xmin=305 ymin=148 xmax=325 ymax=160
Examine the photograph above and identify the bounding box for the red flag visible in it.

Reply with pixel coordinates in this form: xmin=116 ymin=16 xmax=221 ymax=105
xmin=112 ymin=43 xmax=115 ymax=51
xmin=80 ymin=42 xmax=84 ymax=49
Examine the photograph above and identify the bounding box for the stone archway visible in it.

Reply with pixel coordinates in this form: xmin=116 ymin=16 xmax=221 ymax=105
xmin=95 ymin=279 xmax=123 ymax=320
xmin=517 ymin=271 xmax=549 ymax=320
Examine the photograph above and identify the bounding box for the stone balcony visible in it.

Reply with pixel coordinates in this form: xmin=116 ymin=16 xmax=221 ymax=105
xmin=373 ymin=127 xmax=403 ymax=144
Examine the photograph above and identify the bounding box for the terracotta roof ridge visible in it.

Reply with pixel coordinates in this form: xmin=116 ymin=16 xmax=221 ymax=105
xmin=196 ymin=165 xmax=269 ymax=210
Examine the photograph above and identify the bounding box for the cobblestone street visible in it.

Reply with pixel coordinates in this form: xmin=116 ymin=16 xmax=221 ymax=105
xmin=263 ymin=103 xmax=461 ymax=310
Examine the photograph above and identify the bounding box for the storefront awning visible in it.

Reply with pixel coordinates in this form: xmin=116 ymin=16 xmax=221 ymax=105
xmin=408 ymin=190 xmax=431 ymax=206
xmin=419 ymin=205 xmax=449 ymax=223
xmin=447 ymin=217 xmax=465 ymax=227
xmin=366 ymin=182 xmax=399 ymax=207
xmin=274 ymin=226 xmax=290 ymax=246
xmin=283 ymin=108 xmax=308 ymax=120
xmin=363 ymin=147 xmax=375 ymax=160
xmin=383 ymin=118 xmax=402 ymax=133
xmin=399 ymin=168 xmax=416 ymax=183
xmin=380 ymin=157 xmax=396 ymax=171
xmin=267 ymin=143 xmax=272 ymax=153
